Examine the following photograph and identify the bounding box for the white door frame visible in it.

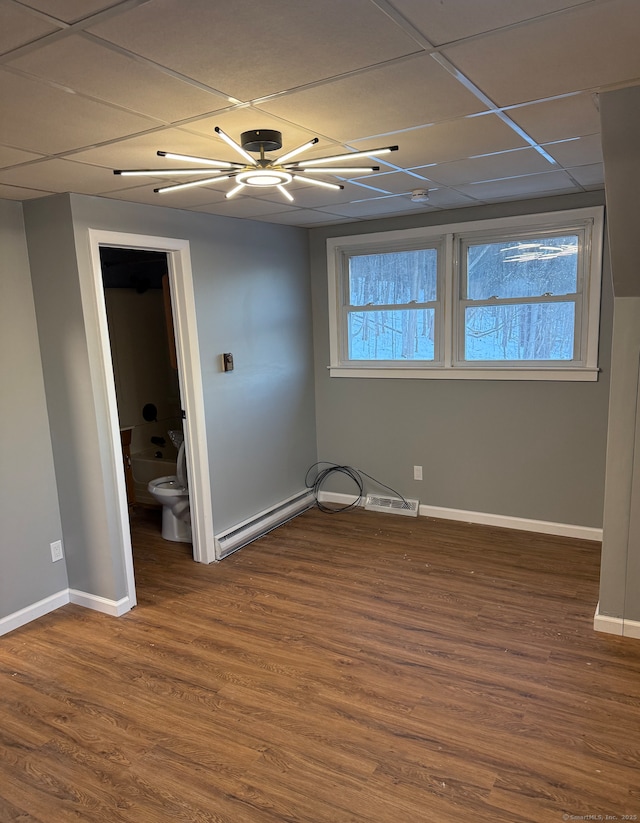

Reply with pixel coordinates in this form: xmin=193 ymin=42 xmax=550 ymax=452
xmin=88 ymin=230 xmax=217 ymax=595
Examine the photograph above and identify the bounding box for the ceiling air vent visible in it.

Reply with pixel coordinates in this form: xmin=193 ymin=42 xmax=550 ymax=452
xmin=364 ymin=495 xmax=419 ymax=517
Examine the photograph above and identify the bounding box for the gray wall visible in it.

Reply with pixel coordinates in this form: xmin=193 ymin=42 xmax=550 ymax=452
xmin=598 ymin=84 xmax=640 ymax=622
xmin=309 ymin=192 xmax=611 ymax=529
xmin=0 ymin=198 xmax=68 ymax=619
xmin=23 ymin=194 xmax=127 ymax=601
xmin=68 ymin=194 xmax=316 ymax=533
xmin=20 ymin=192 xmax=316 ymax=606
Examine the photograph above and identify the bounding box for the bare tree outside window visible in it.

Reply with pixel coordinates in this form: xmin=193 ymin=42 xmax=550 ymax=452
xmin=327 ymin=206 xmax=603 ymax=379
xmin=463 ymin=235 xmax=579 ymax=361
xmin=347 ymin=249 xmax=437 ymax=361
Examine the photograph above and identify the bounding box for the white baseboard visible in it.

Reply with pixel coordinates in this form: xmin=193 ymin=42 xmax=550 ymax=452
xmin=419 ymin=503 xmax=602 ymax=542
xmin=0 ymin=589 xmax=70 ymax=637
xmin=317 ymin=492 xmax=602 ymax=541
xmin=316 ymin=492 xmax=363 ymax=511
xmin=0 ymin=588 xmax=133 ymax=637
xmin=594 ymin=602 xmax=640 ymax=639
xmin=69 ymin=589 xmax=132 ymax=617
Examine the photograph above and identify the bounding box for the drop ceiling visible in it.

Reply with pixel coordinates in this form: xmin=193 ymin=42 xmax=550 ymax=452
xmin=0 ymin=0 xmax=636 ymax=227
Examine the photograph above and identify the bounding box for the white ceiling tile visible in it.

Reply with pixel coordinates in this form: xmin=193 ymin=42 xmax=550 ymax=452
xmin=0 ymin=144 xmax=43 ymax=168
xmin=103 ymin=182 xmax=228 ymax=208
xmin=87 ymin=0 xmax=422 ymax=101
xmin=389 ymin=0 xmax=592 ymax=46
xmin=255 ymin=185 xmax=354 ymax=210
xmin=317 ymin=194 xmax=435 ymax=219
xmin=0 ymin=69 xmax=157 ymax=154
xmin=351 ymin=115 xmax=528 ymax=169
xmin=568 ymin=163 xmax=604 ymax=188
xmin=255 ymin=54 xmax=485 ymax=142
xmin=194 ymin=198 xmax=298 ymax=219
xmin=17 ymin=1 xmax=126 ymax=24
xmin=347 ymin=170 xmax=433 ymax=195
xmin=0 ymin=158 xmax=141 ymax=193
xmin=0 ymin=3 xmax=62 ymax=54
xmin=0 ymin=182 xmax=53 ymax=199
xmin=419 ymin=147 xmax=554 ymax=186
xmin=454 ymin=170 xmax=581 ymax=200
xmin=259 ymin=209 xmax=354 ymax=226
xmin=6 ymin=35 xmax=231 ymax=122
xmin=0 ymin=0 xmax=627 ymax=223
xmin=68 ymin=127 xmax=239 ymax=169
xmin=418 ymin=187 xmax=478 ymax=209
xmin=543 ymin=134 xmax=603 ymax=167
xmin=182 ymin=109 xmax=324 ymax=158
xmin=508 ymin=93 xmax=601 ymax=143
xmin=442 ymin=0 xmax=640 ymax=106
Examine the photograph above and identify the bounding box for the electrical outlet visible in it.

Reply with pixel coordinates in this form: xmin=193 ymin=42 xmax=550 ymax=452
xmin=413 ymin=465 xmax=423 ymax=481
xmin=50 ymin=540 xmax=64 ymax=562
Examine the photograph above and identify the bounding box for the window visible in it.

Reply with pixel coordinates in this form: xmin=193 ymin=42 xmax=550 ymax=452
xmin=327 ymin=206 xmax=604 ymax=380
xmin=346 ymin=246 xmax=440 ymax=362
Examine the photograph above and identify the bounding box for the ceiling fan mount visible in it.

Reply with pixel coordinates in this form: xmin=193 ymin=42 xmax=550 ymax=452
xmin=240 ymin=129 xmax=283 ymax=153
xmin=113 ymin=126 xmax=398 ymax=202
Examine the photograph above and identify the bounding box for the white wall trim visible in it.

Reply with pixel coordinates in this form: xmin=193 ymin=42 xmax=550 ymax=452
xmin=419 ymin=503 xmax=602 ymax=541
xmin=69 ymin=590 xmax=132 ymax=617
xmin=0 ymin=589 xmax=134 ymax=637
xmin=0 ymin=590 xmax=70 ymax=637
xmin=87 ymin=229 xmax=216 ymax=589
xmin=317 ymin=492 xmax=602 ymax=541
xmin=594 ymin=602 xmax=640 ymax=639
xmin=328 ymin=366 xmax=600 ymax=381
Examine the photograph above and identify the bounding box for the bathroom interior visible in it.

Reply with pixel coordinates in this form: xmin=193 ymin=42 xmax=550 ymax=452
xmin=100 ymin=246 xmax=191 ymax=543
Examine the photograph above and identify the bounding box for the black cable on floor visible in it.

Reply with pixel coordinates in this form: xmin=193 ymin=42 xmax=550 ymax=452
xmin=305 ymin=461 xmax=410 ymax=513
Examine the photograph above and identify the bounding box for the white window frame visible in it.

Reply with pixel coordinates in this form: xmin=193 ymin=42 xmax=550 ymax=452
xmin=327 ymin=206 xmax=604 ymax=381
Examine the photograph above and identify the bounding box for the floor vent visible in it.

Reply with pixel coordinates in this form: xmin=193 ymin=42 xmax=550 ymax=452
xmin=364 ymin=495 xmax=419 ymax=517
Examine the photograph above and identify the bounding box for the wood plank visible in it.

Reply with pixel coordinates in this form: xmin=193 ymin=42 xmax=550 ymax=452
xmin=1 ymin=506 xmax=638 ymax=822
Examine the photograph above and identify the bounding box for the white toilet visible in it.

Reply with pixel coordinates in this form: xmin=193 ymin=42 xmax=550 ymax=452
xmin=147 ymin=434 xmax=192 ymax=543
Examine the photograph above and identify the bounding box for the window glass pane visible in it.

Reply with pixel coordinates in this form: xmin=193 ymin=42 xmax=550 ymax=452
xmin=464 ymin=302 xmax=575 ymax=361
xmin=466 ymin=235 xmax=578 ymax=300
xmin=348 ymin=309 xmax=435 ymax=360
xmin=348 ymin=248 xmax=437 ymax=306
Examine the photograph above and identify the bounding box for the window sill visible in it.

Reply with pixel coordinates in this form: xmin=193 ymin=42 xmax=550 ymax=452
xmin=328 ymin=366 xmax=600 ymax=381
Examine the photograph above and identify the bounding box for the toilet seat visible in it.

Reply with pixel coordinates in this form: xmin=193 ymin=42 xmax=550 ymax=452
xmin=176 ymin=441 xmax=188 ymax=488
xmin=147 ymin=440 xmax=191 ymax=542
xmin=149 ymin=475 xmax=187 ymax=496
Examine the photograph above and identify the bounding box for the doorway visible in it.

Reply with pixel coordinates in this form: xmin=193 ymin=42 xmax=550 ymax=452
xmin=99 ymin=246 xmax=183 ymax=512
xmin=88 ymin=230 xmax=217 ymax=607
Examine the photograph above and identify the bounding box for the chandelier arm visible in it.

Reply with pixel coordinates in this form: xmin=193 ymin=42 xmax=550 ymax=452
xmin=295 ymin=166 xmax=380 ymax=174
xmin=288 ymin=145 xmax=399 ymax=167
xmin=214 ymin=127 xmax=258 ymax=165
xmin=274 ymin=137 xmax=320 ymax=165
xmin=157 ymin=151 xmax=244 ymax=168
xmin=291 ymin=174 xmax=343 ymax=191
xmin=114 ymin=168 xmax=235 ymax=176
xmin=277 ymin=184 xmax=294 ymax=202
xmin=226 ymin=182 xmax=246 ymax=199
xmin=154 ymin=174 xmax=235 ymax=194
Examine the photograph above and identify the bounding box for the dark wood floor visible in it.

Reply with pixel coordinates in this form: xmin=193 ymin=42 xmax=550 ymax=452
xmin=1 ymin=506 xmax=639 ymax=822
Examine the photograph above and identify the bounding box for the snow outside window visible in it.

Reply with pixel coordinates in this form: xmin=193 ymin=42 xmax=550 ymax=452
xmin=326 ymin=206 xmax=604 ymax=381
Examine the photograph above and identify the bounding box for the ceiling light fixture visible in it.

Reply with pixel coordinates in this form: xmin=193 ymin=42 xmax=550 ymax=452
xmin=114 ymin=127 xmax=399 ymax=202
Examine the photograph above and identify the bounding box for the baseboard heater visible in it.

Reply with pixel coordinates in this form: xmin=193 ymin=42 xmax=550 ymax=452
xmin=215 ymin=490 xmax=315 ymax=558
